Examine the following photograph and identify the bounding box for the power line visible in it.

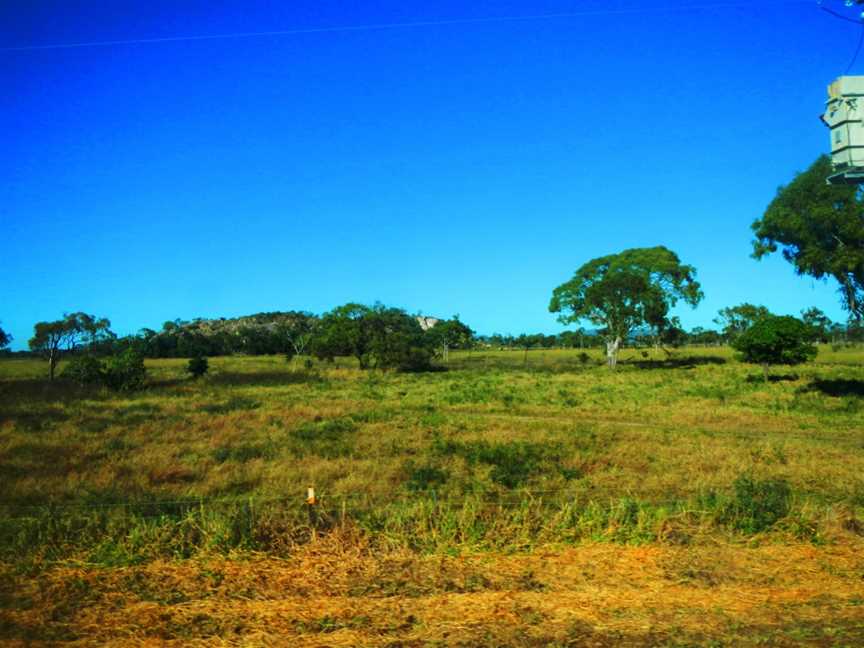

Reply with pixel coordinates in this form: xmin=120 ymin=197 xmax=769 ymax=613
xmin=819 ymin=2 xmax=864 ymax=25
xmin=1 ymin=1 xmax=811 ymax=53
xmin=847 ymin=23 xmax=864 ymax=73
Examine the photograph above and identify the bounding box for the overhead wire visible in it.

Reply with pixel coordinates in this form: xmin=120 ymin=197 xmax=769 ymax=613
xmin=1 ymin=0 xmax=811 ymax=53
xmin=819 ymin=4 xmax=864 ymax=24
xmin=818 ymin=1 xmax=864 ymax=73
xmin=846 ymin=20 xmax=864 ymax=73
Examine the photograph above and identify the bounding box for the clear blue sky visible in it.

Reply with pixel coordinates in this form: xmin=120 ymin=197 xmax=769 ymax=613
xmin=1 ymin=0 xmax=860 ymax=348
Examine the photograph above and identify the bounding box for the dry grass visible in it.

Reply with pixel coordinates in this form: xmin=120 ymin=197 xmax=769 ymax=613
xmin=3 ymin=531 xmax=864 ymax=645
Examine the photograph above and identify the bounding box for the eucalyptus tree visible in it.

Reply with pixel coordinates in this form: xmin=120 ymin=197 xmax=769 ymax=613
xmin=752 ymin=155 xmax=864 ymax=319
xmin=29 ymin=312 xmax=113 ymax=380
xmin=714 ymin=303 xmax=772 ymax=342
xmin=549 ymin=246 xmax=703 ymax=369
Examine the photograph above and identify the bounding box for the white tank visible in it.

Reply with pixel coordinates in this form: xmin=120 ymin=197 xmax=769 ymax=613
xmin=823 ymin=76 xmax=864 ymax=184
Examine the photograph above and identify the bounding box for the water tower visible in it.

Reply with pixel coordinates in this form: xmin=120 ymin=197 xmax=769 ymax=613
xmin=822 ymin=76 xmax=864 ymax=184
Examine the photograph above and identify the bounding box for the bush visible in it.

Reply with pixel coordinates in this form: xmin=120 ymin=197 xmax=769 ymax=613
xmin=103 ymin=349 xmax=147 ymax=391
xmin=723 ymin=475 xmax=791 ymax=533
xmin=732 ymin=315 xmax=817 ymax=380
xmin=62 ymin=355 xmax=104 ymax=386
xmin=405 ymin=462 xmax=449 ymax=492
xmin=310 ymin=303 xmax=436 ymax=371
xmin=187 ymin=355 xmax=209 ymax=379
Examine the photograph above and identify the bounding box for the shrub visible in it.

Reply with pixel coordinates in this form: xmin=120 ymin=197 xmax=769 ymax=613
xmin=405 ymin=462 xmax=449 ymax=492
xmin=732 ymin=315 xmax=817 ymax=380
xmin=723 ymin=475 xmax=791 ymax=533
xmin=103 ymin=349 xmax=147 ymax=391
xmin=187 ymin=355 xmax=209 ymax=379
xmin=63 ymin=355 xmax=104 ymax=386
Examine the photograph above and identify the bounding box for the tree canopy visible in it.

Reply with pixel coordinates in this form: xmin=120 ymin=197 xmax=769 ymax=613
xmin=752 ymin=155 xmax=864 ymax=319
xmin=28 ymin=313 xmax=113 ymax=379
xmin=732 ymin=315 xmax=817 ymax=380
xmin=0 ymin=325 xmax=10 ymax=351
xmin=549 ymin=246 xmax=703 ymax=368
xmin=714 ymin=303 xmax=771 ymax=342
xmin=310 ymin=303 xmax=436 ymax=371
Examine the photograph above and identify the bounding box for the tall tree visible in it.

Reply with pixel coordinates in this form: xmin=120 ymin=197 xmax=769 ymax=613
xmin=714 ymin=303 xmax=771 ymax=342
xmin=29 ymin=312 xmax=112 ymax=380
xmin=800 ymin=307 xmax=833 ymax=343
xmin=752 ymin=155 xmax=864 ymax=319
xmin=549 ymin=246 xmax=703 ymax=369
xmin=0 ymin=325 xmax=11 ymax=351
xmin=426 ymin=316 xmax=474 ymax=361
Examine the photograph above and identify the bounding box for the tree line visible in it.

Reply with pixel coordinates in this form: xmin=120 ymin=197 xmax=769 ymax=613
xmin=1 ymin=154 xmax=861 ymax=379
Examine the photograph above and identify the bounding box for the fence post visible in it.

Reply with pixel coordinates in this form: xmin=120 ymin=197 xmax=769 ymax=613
xmin=306 ymin=486 xmax=317 ymax=539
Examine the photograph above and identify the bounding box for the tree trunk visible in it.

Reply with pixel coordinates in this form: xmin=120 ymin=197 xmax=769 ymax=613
xmin=762 ymin=363 xmax=770 ymax=383
xmin=606 ymin=337 xmax=621 ymax=370
xmin=48 ymin=348 xmax=57 ymax=380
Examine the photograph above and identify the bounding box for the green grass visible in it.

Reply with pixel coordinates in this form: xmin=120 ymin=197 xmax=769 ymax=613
xmin=1 ymin=346 xmax=863 ymax=561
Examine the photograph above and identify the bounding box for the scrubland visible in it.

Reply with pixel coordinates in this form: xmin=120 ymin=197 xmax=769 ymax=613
xmin=1 ymin=347 xmax=863 ymax=645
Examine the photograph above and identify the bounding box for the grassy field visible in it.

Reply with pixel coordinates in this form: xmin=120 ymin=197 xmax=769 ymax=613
xmin=1 ymin=346 xmax=863 ymax=645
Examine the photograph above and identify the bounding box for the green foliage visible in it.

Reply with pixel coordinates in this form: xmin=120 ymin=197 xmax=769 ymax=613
xmin=187 ymin=355 xmax=209 ymax=379
xmin=311 ymin=303 xmax=436 ymax=371
xmin=732 ymin=315 xmax=817 ymax=372
xmin=426 ymin=316 xmax=475 ymax=351
xmin=404 ymin=462 xmax=449 ymax=492
xmin=0 ymin=325 xmax=11 ymax=350
xmin=723 ymin=475 xmax=791 ymax=533
xmin=549 ymin=246 xmax=703 ymax=368
xmin=29 ymin=312 xmax=113 ymax=380
xmin=62 ymin=355 xmax=104 ymax=386
xmin=801 ymin=307 xmax=833 ymax=343
xmin=102 ymin=349 xmax=147 ymax=391
xmin=714 ymin=303 xmax=771 ymax=341
xmin=752 ymin=155 xmax=864 ymax=319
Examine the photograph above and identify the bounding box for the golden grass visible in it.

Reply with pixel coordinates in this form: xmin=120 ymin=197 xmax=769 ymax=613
xmin=3 ymin=533 xmax=864 ymax=645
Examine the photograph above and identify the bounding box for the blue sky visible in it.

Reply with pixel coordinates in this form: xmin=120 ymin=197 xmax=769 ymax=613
xmin=1 ymin=0 xmax=860 ymax=348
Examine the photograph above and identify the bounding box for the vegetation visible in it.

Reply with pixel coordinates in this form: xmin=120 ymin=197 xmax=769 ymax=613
xmin=310 ymin=303 xmax=437 ymax=371
xmin=1 ymin=343 xmax=863 ymax=644
xmin=28 ymin=312 xmax=112 ymax=379
xmin=0 ymin=325 xmax=10 ymax=350
xmin=752 ymin=155 xmax=864 ymax=319
xmin=0 ymin=347 xmax=864 ymax=645
xmin=187 ymin=354 xmax=209 ymax=379
xmin=714 ymin=302 xmax=771 ymax=341
xmin=549 ymin=246 xmax=703 ymax=368
xmin=101 ymin=348 xmax=147 ymax=391
xmin=732 ymin=315 xmax=818 ymax=381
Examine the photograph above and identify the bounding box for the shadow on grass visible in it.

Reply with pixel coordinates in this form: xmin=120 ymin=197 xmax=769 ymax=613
xmin=745 ymin=373 xmax=798 ymax=383
xmin=0 ymin=377 xmax=94 ymax=402
xmin=803 ymin=379 xmax=864 ymax=397
xmin=629 ymin=355 xmax=728 ymax=370
xmin=206 ymin=370 xmax=328 ymax=388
